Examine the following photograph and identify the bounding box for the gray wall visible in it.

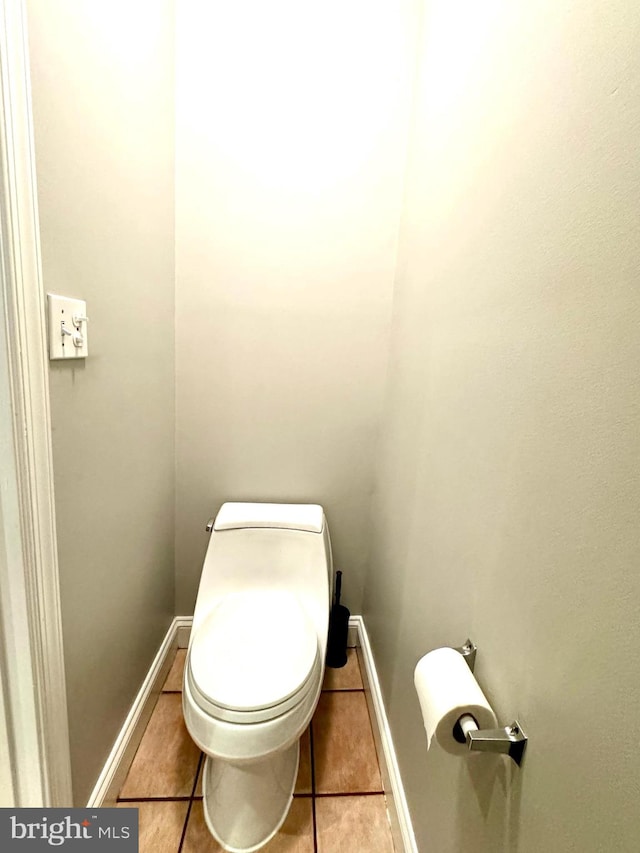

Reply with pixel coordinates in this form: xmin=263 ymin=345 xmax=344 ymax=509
xmin=173 ymin=0 xmax=417 ymax=613
xmin=364 ymin=0 xmax=640 ymax=850
xmin=24 ymin=0 xmax=640 ymax=839
xmin=27 ymin=0 xmax=176 ymax=805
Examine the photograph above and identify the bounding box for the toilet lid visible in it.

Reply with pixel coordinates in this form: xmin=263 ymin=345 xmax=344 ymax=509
xmin=189 ymin=590 xmax=318 ymax=712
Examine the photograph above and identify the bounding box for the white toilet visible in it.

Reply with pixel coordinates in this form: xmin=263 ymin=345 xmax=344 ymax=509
xmin=182 ymin=501 xmax=333 ymax=853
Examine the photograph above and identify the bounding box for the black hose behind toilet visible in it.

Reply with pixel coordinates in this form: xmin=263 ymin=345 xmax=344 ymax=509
xmin=326 ymin=570 xmax=350 ymax=668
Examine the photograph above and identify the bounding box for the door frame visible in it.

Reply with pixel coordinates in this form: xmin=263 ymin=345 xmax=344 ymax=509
xmin=0 ymin=0 xmax=73 ymax=806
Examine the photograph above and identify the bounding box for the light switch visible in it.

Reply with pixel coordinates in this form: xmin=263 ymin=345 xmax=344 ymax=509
xmin=47 ymin=293 xmax=89 ymax=360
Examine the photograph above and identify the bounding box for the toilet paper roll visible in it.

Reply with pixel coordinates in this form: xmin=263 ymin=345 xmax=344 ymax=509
xmin=414 ymin=647 xmax=497 ymax=755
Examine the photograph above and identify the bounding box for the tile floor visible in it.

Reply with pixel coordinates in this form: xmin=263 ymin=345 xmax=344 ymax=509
xmin=117 ymin=646 xmax=396 ymax=852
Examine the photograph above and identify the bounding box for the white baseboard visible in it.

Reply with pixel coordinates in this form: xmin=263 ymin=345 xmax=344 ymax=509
xmin=350 ymin=615 xmax=417 ymax=853
xmin=86 ymin=618 xmax=185 ymax=807
xmin=87 ymin=613 xmax=416 ymax=853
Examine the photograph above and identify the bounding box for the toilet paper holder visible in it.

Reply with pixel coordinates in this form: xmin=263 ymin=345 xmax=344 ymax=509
xmin=454 ymin=638 xmax=477 ymax=671
xmin=454 ymin=714 xmax=527 ymax=766
xmin=453 ymin=640 xmax=528 ymax=767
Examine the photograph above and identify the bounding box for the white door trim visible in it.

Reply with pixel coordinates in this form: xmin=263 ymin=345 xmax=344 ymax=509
xmin=0 ymin=0 xmax=72 ymax=806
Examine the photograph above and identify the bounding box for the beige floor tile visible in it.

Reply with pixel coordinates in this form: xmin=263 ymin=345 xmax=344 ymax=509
xmin=116 ymin=801 xmax=188 ymax=853
xmin=295 ymin=727 xmax=312 ymax=794
xmin=194 ymin=729 xmax=310 ymax=798
xmin=322 ymin=648 xmax=363 ymax=691
xmin=182 ymin=798 xmax=314 ymax=853
xmin=313 ymin=692 xmax=382 ymax=794
xmin=119 ymin=694 xmax=200 ymax=798
xmin=315 ymin=795 xmax=394 ymax=853
xmin=162 ymin=648 xmax=187 ymax=692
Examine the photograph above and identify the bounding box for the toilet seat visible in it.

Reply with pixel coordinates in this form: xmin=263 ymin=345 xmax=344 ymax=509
xmin=188 ymin=590 xmax=320 ymax=724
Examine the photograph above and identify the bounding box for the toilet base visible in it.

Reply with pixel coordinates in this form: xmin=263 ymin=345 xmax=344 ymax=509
xmin=201 ymin=740 xmax=300 ymax=853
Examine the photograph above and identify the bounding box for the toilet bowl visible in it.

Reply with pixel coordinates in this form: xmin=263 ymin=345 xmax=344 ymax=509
xmin=182 ymin=502 xmax=332 ymax=853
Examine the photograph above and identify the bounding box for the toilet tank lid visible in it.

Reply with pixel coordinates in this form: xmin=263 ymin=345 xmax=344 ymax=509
xmin=214 ymin=502 xmax=324 ymax=533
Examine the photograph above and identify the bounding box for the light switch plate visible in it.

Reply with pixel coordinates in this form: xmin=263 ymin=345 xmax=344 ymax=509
xmin=47 ymin=293 xmax=88 ymax=359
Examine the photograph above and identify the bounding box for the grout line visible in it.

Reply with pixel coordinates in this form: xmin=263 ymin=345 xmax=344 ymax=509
xmin=314 ymin=791 xmax=385 ymax=798
xmin=177 ymin=752 xmax=204 ymax=853
xmin=161 ymin=690 xmax=183 ymax=695
xmin=188 ymin=791 xmax=318 ymax=801
xmin=320 ymin=688 xmax=365 ymax=694
xmin=191 ymin=753 xmax=204 ymax=799
xmin=309 ymin=723 xmax=318 ymax=853
xmin=117 ymin=796 xmax=191 ymax=803
xmin=176 ymin=803 xmax=191 ymax=852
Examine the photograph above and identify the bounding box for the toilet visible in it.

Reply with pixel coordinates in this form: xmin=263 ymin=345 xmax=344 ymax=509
xmin=182 ymin=502 xmax=333 ymax=853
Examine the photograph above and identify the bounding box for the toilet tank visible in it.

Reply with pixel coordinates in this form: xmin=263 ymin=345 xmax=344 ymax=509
xmin=214 ymin=502 xmax=325 ymax=535
xmin=192 ymin=503 xmax=333 ymax=657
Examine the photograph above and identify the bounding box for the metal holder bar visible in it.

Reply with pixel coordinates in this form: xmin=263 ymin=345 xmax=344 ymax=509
xmin=458 ymin=714 xmax=528 ymax=766
xmin=452 ymin=640 xmax=528 ymax=767
xmin=454 ymin=638 xmax=477 ymax=672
